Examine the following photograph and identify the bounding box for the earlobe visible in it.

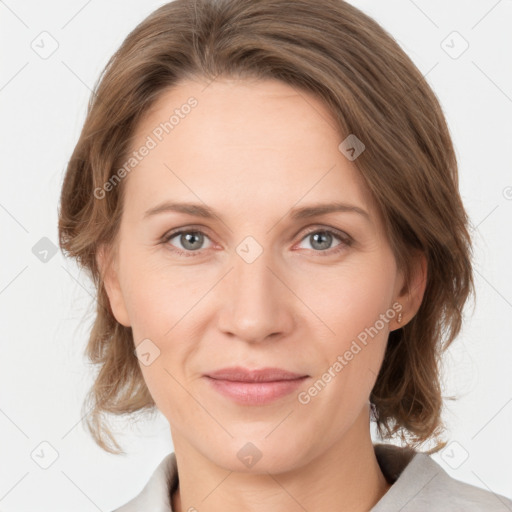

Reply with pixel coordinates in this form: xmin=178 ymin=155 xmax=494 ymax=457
xmin=96 ymin=243 xmax=131 ymax=327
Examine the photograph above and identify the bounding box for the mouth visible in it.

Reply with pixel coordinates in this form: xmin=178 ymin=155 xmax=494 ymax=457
xmin=203 ymin=367 xmax=309 ymax=405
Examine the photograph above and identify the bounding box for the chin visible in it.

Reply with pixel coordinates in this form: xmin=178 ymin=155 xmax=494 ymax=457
xmin=200 ymin=435 xmax=309 ymax=475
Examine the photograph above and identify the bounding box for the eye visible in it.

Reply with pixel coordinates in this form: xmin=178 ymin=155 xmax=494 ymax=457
xmin=162 ymin=228 xmax=213 ymax=257
xmin=161 ymin=226 xmax=353 ymax=257
xmin=296 ymin=227 xmax=352 ymax=255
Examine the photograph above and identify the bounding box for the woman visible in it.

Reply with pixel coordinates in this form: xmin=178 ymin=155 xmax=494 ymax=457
xmin=57 ymin=0 xmax=512 ymax=510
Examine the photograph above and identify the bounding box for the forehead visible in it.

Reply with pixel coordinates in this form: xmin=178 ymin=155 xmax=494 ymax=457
xmin=121 ymin=78 xmax=377 ymax=222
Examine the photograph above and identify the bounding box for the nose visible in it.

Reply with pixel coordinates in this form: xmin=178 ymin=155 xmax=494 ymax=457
xmin=216 ymin=245 xmax=295 ymax=344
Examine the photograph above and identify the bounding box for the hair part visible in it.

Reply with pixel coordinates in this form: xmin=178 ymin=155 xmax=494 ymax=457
xmin=58 ymin=0 xmax=475 ymax=455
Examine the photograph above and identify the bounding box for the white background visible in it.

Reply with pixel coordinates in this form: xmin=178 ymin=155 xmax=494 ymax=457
xmin=1 ymin=0 xmax=511 ymax=510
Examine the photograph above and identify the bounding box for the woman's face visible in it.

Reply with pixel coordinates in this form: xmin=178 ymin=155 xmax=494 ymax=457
xmin=100 ymin=77 xmax=422 ymax=472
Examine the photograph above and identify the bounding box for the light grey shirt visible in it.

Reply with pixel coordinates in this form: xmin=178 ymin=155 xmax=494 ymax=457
xmin=112 ymin=443 xmax=512 ymax=511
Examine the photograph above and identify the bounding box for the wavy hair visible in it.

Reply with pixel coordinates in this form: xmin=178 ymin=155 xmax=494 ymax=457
xmin=58 ymin=0 xmax=475 ymax=454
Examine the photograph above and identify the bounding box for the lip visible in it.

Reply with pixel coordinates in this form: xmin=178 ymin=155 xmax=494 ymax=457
xmin=204 ymin=367 xmax=309 ymax=405
xmin=205 ymin=366 xmax=308 ymax=382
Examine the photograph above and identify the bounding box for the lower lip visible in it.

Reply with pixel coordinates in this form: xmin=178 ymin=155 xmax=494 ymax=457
xmin=204 ymin=376 xmax=308 ymax=405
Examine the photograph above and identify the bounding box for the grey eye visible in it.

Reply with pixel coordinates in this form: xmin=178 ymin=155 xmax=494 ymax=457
xmin=166 ymin=230 xmax=212 ymax=252
xmin=300 ymin=230 xmax=343 ymax=251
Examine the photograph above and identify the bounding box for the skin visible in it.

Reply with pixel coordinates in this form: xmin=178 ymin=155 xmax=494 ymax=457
xmin=98 ymin=77 xmax=427 ymax=512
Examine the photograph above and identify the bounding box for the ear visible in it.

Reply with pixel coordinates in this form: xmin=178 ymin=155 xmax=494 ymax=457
xmin=392 ymin=250 xmax=427 ymax=331
xmin=96 ymin=243 xmax=131 ymax=327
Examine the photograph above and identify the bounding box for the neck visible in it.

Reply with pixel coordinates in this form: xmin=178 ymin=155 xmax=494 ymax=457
xmin=170 ymin=407 xmax=392 ymax=512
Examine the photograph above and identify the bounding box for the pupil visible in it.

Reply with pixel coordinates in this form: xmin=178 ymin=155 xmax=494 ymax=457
xmin=312 ymin=232 xmax=331 ymax=250
xmin=183 ymin=232 xmax=202 ymax=250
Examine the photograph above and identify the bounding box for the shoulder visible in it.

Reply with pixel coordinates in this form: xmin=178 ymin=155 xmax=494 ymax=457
xmin=372 ymin=443 xmax=512 ymax=511
xmin=111 ymin=452 xmax=177 ymax=512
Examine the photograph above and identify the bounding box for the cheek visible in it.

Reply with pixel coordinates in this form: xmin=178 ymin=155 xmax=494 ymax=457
xmin=120 ymin=257 xmax=191 ymax=341
xmin=119 ymin=259 xmax=201 ymax=413
xmin=301 ymin=254 xmax=396 ymax=399
xmin=304 ymin=256 xmax=396 ymax=337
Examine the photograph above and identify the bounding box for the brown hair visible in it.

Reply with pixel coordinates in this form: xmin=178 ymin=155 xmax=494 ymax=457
xmin=58 ymin=0 xmax=475 ymax=455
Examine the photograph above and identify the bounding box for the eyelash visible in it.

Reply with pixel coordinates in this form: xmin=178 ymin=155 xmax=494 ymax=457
xmin=161 ymin=225 xmax=353 ymax=258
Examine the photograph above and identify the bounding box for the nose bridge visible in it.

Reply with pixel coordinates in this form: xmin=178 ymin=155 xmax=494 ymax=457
xmin=217 ymin=237 xmax=291 ymax=342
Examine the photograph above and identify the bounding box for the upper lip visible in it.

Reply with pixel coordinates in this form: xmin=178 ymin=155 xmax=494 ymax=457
xmin=205 ymin=366 xmax=308 ymax=382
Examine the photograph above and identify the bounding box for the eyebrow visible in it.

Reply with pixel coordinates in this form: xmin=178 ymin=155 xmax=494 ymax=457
xmin=143 ymin=201 xmax=370 ymax=222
